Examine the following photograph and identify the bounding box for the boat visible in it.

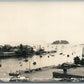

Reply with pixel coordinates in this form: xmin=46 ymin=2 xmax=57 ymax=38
xmin=9 ymin=71 xmax=20 ymax=76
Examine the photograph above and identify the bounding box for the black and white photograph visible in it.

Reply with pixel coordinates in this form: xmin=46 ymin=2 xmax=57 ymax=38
xmin=0 ymin=0 xmax=84 ymax=83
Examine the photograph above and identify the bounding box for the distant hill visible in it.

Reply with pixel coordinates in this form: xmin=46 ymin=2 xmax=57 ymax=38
xmin=52 ymin=40 xmax=69 ymax=44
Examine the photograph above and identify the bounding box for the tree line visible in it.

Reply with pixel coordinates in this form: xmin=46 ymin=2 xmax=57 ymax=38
xmin=0 ymin=44 xmax=45 ymax=58
xmin=74 ymin=56 xmax=84 ymax=65
xmin=52 ymin=40 xmax=69 ymax=44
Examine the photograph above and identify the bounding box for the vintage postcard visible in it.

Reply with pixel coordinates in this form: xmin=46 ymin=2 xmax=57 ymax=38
xmin=0 ymin=0 xmax=83 ymax=83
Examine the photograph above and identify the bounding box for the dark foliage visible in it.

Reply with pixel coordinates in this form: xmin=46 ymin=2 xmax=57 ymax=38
xmin=80 ymin=58 xmax=84 ymax=65
xmin=15 ymin=44 xmax=35 ymax=58
xmin=74 ymin=56 xmax=80 ymax=65
xmin=2 ymin=45 xmax=12 ymax=52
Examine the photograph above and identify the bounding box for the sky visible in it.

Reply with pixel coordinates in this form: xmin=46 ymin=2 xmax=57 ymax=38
xmin=0 ymin=1 xmax=84 ymax=45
